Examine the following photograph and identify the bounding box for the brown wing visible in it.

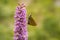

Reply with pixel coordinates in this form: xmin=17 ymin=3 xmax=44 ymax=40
xmin=28 ymin=15 xmax=37 ymax=26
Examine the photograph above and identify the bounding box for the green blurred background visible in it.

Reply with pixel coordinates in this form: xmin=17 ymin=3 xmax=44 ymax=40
xmin=0 ymin=0 xmax=60 ymax=40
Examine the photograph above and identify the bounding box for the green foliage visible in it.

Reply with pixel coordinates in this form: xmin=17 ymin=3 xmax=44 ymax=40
xmin=0 ymin=0 xmax=60 ymax=40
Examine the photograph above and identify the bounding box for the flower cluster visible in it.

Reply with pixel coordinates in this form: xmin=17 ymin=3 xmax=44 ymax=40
xmin=14 ymin=3 xmax=28 ymax=40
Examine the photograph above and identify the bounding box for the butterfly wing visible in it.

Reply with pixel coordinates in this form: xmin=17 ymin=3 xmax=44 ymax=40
xmin=28 ymin=15 xmax=37 ymax=26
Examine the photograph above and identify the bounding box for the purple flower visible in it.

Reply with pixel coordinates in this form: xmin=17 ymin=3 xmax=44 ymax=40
xmin=14 ymin=3 xmax=28 ymax=40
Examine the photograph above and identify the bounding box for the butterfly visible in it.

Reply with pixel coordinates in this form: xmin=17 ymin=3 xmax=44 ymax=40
xmin=28 ymin=14 xmax=37 ymax=26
